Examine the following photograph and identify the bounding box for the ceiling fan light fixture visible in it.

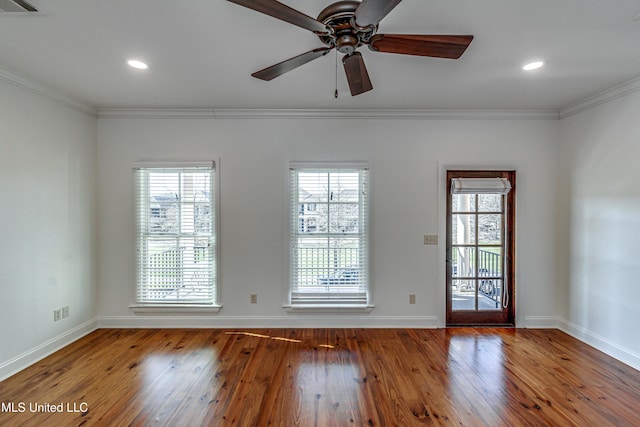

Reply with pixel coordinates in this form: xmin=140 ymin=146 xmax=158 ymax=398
xmin=127 ymin=59 xmax=149 ymax=70
xmin=523 ymin=60 xmax=544 ymax=71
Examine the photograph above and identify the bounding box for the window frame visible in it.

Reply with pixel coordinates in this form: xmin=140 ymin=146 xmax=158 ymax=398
xmin=130 ymin=160 xmax=220 ymax=313
xmin=285 ymin=161 xmax=373 ymax=312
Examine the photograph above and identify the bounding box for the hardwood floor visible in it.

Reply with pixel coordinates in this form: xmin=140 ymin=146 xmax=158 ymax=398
xmin=1 ymin=328 xmax=639 ymax=426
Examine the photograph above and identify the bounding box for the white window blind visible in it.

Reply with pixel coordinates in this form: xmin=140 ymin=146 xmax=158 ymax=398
xmin=134 ymin=162 xmax=216 ymax=304
xmin=289 ymin=164 xmax=370 ymax=306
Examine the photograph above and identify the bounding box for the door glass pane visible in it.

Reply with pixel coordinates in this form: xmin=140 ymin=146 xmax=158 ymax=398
xmin=478 ymin=214 xmax=502 ymax=244
xmin=478 ymin=194 xmax=502 ymax=212
xmin=479 ymin=279 xmax=502 ymax=311
xmin=452 ymin=214 xmax=476 ymax=244
xmin=452 ymin=247 xmax=475 ymax=278
xmin=452 ymin=194 xmax=475 ymax=212
xmin=452 ymin=280 xmax=476 ymax=311
xmin=478 ymin=248 xmax=502 ymax=277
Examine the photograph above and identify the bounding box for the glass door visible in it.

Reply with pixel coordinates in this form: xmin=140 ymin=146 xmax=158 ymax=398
xmin=446 ymin=170 xmax=515 ymax=326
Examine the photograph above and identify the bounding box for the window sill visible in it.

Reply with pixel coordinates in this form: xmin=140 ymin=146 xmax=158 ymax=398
xmin=129 ymin=304 xmax=222 ymax=314
xmin=283 ymin=304 xmax=374 ymax=313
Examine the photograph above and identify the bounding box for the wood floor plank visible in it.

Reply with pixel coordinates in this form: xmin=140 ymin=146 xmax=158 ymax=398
xmin=1 ymin=328 xmax=639 ymax=426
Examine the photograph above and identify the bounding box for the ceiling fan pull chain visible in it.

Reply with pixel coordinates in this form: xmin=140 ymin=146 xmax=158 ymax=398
xmin=334 ymin=49 xmax=339 ymax=98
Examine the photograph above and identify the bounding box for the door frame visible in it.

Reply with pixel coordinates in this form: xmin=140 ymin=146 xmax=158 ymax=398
xmin=445 ymin=170 xmax=516 ymax=326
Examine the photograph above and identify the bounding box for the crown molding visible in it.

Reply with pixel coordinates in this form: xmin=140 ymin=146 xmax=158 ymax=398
xmin=5 ymin=63 xmax=638 ymax=121
xmin=98 ymin=108 xmax=216 ymax=119
xmin=97 ymin=107 xmax=559 ymax=120
xmin=0 ymin=67 xmax=97 ymax=117
xmin=559 ymin=76 xmax=640 ymax=119
xmin=214 ymin=109 xmax=559 ymax=120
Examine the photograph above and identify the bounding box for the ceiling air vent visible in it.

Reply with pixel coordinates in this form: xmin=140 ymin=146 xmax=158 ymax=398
xmin=0 ymin=0 xmax=38 ymax=13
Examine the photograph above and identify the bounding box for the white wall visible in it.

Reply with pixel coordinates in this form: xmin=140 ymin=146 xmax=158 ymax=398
xmin=559 ymin=91 xmax=640 ymax=369
xmin=97 ymin=115 xmax=560 ymax=328
xmin=0 ymin=79 xmax=98 ymax=380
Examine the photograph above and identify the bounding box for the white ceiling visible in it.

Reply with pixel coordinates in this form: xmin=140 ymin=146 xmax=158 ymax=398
xmin=1 ymin=0 xmax=640 ymax=111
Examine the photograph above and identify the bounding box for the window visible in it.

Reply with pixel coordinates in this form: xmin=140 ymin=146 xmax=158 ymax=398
xmin=134 ymin=162 xmax=217 ymax=306
xmin=288 ymin=163 xmax=371 ymax=308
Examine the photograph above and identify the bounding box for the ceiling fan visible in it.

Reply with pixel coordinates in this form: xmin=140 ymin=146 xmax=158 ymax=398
xmin=227 ymin=0 xmax=473 ymax=96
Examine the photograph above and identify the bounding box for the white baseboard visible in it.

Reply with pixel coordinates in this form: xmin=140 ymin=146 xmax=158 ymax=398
xmin=0 ymin=318 xmax=99 ymax=382
xmin=98 ymin=315 xmax=440 ymax=329
xmin=557 ymin=318 xmax=640 ymax=371
xmin=522 ymin=316 xmax=561 ymax=328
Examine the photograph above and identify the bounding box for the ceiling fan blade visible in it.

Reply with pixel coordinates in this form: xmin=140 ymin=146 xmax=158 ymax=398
xmin=369 ymin=34 xmax=473 ymax=58
xmin=354 ymin=0 xmax=402 ymax=28
xmin=227 ymin=0 xmax=329 ymax=34
xmin=342 ymin=52 xmax=373 ymax=96
xmin=252 ymin=47 xmax=332 ymax=81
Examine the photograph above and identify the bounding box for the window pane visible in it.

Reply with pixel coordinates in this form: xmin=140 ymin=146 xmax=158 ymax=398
xmin=295 ymin=237 xmax=360 ymax=286
xmin=181 ymin=203 xmax=196 ymax=233
xmin=295 ymin=237 xmax=329 ymax=286
xmin=149 ymin=200 xmax=179 ymax=233
xmin=298 ymin=172 xmax=328 ymax=202
xmin=479 ymin=279 xmax=502 ymax=311
xmin=452 ymin=280 xmax=476 ymax=311
xmin=330 ymin=172 xmax=360 ymax=202
xmin=452 ymin=247 xmax=475 ymax=278
xmin=299 ymin=203 xmax=327 ymax=233
xmin=452 ymin=214 xmax=476 ymax=244
xmin=194 ymin=203 xmax=211 ymax=233
xmin=181 ymin=172 xmax=210 ymax=201
xmin=478 ymin=194 xmax=502 ymax=212
xmin=329 ymin=203 xmax=359 ymax=233
xmin=142 ymin=238 xmax=183 ymax=299
xmin=328 ymin=237 xmax=360 ymax=269
xmin=478 ymin=214 xmax=502 ymax=244
xmin=452 ymin=194 xmax=475 ymax=212
xmin=478 ymin=248 xmax=502 ymax=277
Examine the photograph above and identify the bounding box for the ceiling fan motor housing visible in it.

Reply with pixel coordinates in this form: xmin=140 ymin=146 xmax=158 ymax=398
xmin=317 ymin=1 xmax=376 ymax=55
xmin=336 ymin=34 xmax=358 ymax=54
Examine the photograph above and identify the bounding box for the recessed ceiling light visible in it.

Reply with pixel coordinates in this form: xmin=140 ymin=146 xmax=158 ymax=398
xmin=523 ymin=61 xmax=544 ymax=71
xmin=127 ymin=59 xmax=148 ymax=70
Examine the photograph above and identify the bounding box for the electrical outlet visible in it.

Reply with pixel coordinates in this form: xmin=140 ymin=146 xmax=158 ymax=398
xmin=54 ymin=309 xmax=61 ymax=321
xmin=62 ymin=306 xmax=69 ymax=318
xmin=250 ymin=294 xmax=258 ymax=304
xmin=409 ymin=294 xmax=416 ymax=304
xmin=423 ymin=235 xmax=438 ymax=245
